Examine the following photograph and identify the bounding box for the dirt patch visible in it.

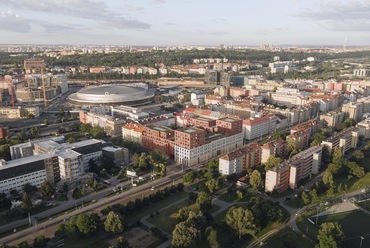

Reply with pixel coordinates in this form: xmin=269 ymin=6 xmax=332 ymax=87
xmin=125 ymin=227 xmax=158 ymax=248
xmin=316 ymin=202 xmax=359 ymax=217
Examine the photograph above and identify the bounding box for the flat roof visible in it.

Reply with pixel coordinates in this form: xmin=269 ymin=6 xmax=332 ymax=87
xmin=183 ymin=128 xmax=197 ymax=133
xmin=0 ymin=153 xmax=53 ymax=170
xmin=58 ymin=149 xmax=81 ymax=159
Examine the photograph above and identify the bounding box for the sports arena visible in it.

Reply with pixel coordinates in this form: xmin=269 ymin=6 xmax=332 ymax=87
xmin=68 ymin=84 xmax=154 ymax=106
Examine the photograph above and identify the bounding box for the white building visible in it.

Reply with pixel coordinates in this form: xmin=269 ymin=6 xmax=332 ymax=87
xmin=243 ymin=115 xmax=277 ymax=140
xmin=175 ymin=132 xmax=243 ymax=167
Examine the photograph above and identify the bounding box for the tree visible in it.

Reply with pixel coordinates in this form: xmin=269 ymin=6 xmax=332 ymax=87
xmin=116 ymin=236 xmax=130 ymax=248
xmin=196 ymin=191 xmax=212 ymax=211
xmin=264 ymin=156 xmax=282 ymax=171
xmin=172 ymin=206 xmax=191 ymax=222
xmin=33 ymin=235 xmax=48 ymax=248
xmin=17 ymin=241 xmax=31 ymax=248
xmin=323 ymin=171 xmax=334 ymax=188
xmin=104 ymin=211 xmax=124 ymax=234
xmin=311 ymin=131 xmax=327 ymax=147
xmin=316 ymin=222 xmax=344 ymax=248
xmin=65 ymin=216 xmax=78 ymax=236
xmin=225 ymin=207 xmax=258 ymax=240
xmin=236 ymin=190 xmax=244 ymax=200
xmin=40 ymin=181 xmax=54 ymax=197
xmin=153 ymin=163 xmax=166 ymax=177
xmin=21 ymin=192 xmax=32 ymax=211
xmin=345 ymin=161 xmax=365 ymax=178
xmin=90 ymin=126 xmax=105 ymax=139
xmin=205 ymin=178 xmax=219 ymax=193
xmin=30 ymin=126 xmax=40 ymax=138
xmin=132 ymin=153 xmax=140 ymax=168
xmin=301 ymin=191 xmax=311 ymax=205
xmin=205 ymin=226 xmax=220 ymax=248
xmin=171 ymin=221 xmax=200 ymax=248
xmin=76 ymin=213 xmax=100 ymax=235
xmin=0 ymin=145 xmax=11 ymax=161
xmin=352 ymin=150 xmax=364 ymax=163
xmin=183 ymin=172 xmax=196 ymax=184
xmin=149 ymin=150 xmax=168 ymax=165
xmin=309 ymin=189 xmax=319 ymax=204
xmin=250 ymin=170 xmax=263 ymax=190
xmin=207 ymin=160 xmax=218 ymax=172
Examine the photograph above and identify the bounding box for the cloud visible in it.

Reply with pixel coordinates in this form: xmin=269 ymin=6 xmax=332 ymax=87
xmin=0 ymin=0 xmax=151 ymax=29
xmin=298 ymin=0 xmax=370 ymax=31
xmin=0 ymin=10 xmax=31 ymax=32
xmin=152 ymin=0 xmax=166 ymax=4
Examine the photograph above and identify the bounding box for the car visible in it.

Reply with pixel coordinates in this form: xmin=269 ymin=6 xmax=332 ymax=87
xmin=151 ymin=186 xmax=155 ymax=191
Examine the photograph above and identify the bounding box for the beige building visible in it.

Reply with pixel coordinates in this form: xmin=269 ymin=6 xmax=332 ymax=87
xmin=219 ymin=143 xmax=261 ymax=175
xmin=79 ymin=111 xmax=126 ymax=137
xmin=265 ymin=146 xmax=322 ymax=192
xmin=122 ymin=123 xmax=145 ymax=144
xmin=321 ymin=126 xmax=359 ymax=155
xmin=0 ymin=106 xmax=40 ymax=118
xmin=342 ymin=102 xmax=364 ymax=122
xmin=357 ymin=119 xmax=370 ymax=139
xmin=320 ymin=111 xmax=345 ymax=127
xmin=261 ymin=139 xmax=287 ymax=164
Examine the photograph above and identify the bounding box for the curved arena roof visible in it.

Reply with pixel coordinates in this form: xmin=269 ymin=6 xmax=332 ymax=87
xmin=68 ymin=84 xmax=154 ymax=106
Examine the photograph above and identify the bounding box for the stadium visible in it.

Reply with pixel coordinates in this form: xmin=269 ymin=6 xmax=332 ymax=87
xmin=68 ymin=84 xmax=154 ymax=106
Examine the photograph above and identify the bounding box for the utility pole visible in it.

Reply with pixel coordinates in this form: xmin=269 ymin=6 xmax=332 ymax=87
xmin=28 ymin=212 xmax=31 ymax=226
xmin=360 ymin=236 xmax=364 ymax=248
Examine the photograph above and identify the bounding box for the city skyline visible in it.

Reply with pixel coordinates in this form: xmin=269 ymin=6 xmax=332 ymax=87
xmin=0 ymin=0 xmax=369 ymax=46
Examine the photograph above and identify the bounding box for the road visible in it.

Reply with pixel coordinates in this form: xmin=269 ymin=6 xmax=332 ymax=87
xmin=0 ymin=160 xmax=187 ymax=245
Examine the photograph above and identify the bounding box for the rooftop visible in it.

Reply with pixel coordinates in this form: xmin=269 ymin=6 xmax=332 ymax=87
xmin=0 ymin=153 xmax=53 ymax=171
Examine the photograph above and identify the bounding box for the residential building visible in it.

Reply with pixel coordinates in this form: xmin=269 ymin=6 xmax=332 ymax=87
xmin=321 ymin=126 xmax=359 ymax=155
xmin=261 ymin=139 xmax=287 ymax=163
xmin=265 ymin=146 xmax=322 ymax=192
xmin=219 ymin=143 xmax=261 ymax=175
xmin=357 ymin=119 xmax=370 ymax=139
xmin=0 ymin=127 xmax=9 ymax=139
xmin=354 ymin=69 xmax=370 ymax=77
xmin=342 ymin=102 xmax=364 ymax=122
xmin=142 ymin=125 xmax=175 ymax=156
xmin=320 ymin=111 xmax=345 ymax=128
xmin=122 ymin=123 xmax=145 ymax=144
xmin=0 ymin=106 xmax=40 ymax=118
xmin=243 ymin=115 xmax=277 ymax=141
xmin=79 ymin=111 xmax=126 ymax=137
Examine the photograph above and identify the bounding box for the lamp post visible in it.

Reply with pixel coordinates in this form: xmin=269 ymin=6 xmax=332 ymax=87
xmin=360 ymin=236 xmax=364 ymax=248
xmin=315 ymin=207 xmax=319 ymax=225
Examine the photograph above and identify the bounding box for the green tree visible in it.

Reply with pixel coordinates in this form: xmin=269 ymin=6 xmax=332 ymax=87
xmin=0 ymin=145 xmax=11 ymax=161
xmin=207 ymin=160 xmax=218 ymax=172
xmin=17 ymin=241 xmax=31 ymax=248
xmin=153 ymin=163 xmax=166 ymax=177
xmin=183 ymin=172 xmax=196 ymax=184
xmin=76 ymin=213 xmax=100 ymax=235
xmin=21 ymin=192 xmax=32 ymax=211
xmin=149 ymin=150 xmax=168 ymax=164
xmin=225 ymin=207 xmax=258 ymax=240
xmin=196 ymin=191 xmax=212 ymax=211
xmin=205 ymin=178 xmax=219 ymax=193
xmin=236 ymin=190 xmax=244 ymax=200
xmin=250 ymin=170 xmax=263 ymax=190
xmin=65 ymin=216 xmax=78 ymax=236
xmin=263 ymin=156 xmax=282 ymax=171
xmin=316 ymin=222 xmax=344 ymax=248
xmin=205 ymin=226 xmax=220 ymax=248
xmin=33 ymin=235 xmax=48 ymax=248
xmin=30 ymin=126 xmax=40 ymax=138
xmin=323 ymin=171 xmax=334 ymax=188
xmin=352 ymin=150 xmax=364 ymax=163
xmin=301 ymin=191 xmax=311 ymax=205
xmin=171 ymin=221 xmax=200 ymax=248
xmin=132 ymin=153 xmax=140 ymax=168
xmin=40 ymin=181 xmax=54 ymax=197
xmin=116 ymin=236 xmax=131 ymax=248
xmin=90 ymin=126 xmax=105 ymax=138
xmin=104 ymin=211 xmax=124 ymax=234
xmin=309 ymin=189 xmax=319 ymax=204
xmin=172 ymin=206 xmax=191 ymax=222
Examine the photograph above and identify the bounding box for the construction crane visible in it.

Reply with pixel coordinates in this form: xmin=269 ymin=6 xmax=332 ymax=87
xmin=8 ymin=79 xmax=15 ymax=107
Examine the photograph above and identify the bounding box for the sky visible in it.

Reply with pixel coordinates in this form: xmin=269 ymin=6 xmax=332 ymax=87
xmin=0 ymin=0 xmax=369 ymax=46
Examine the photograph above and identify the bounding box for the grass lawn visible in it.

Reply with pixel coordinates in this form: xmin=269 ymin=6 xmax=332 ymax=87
xmin=218 ymin=188 xmax=257 ymax=203
xmin=54 ymin=235 xmax=111 ymax=248
xmin=126 ymin=191 xmax=188 ymax=225
xmin=357 ymin=199 xmax=370 ymax=211
xmin=148 ymin=200 xmax=221 ymax=233
xmin=307 ymin=210 xmax=370 ymax=248
xmin=261 ymin=227 xmax=315 ymax=248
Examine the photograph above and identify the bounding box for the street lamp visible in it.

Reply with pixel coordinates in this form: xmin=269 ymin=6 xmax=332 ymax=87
xmin=360 ymin=236 xmax=364 ymax=248
xmin=316 ymin=207 xmax=319 ymax=225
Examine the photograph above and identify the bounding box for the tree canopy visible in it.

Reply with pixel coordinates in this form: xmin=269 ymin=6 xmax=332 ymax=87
xmin=225 ymin=207 xmax=258 ymax=239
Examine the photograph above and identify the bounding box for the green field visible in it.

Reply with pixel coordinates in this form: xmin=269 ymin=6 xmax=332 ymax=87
xmin=261 ymin=227 xmax=315 ymax=248
xmin=308 ymin=210 xmax=370 ymax=248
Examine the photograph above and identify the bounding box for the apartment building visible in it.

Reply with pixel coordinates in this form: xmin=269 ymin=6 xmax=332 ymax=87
xmin=320 ymin=111 xmax=345 ymax=128
xmin=243 ymin=115 xmax=277 ymax=141
xmin=122 ymin=123 xmax=145 ymax=144
xmin=79 ymin=111 xmax=126 ymax=137
xmin=321 ymin=126 xmax=359 ymax=155
xmin=342 ymin=102 xmax=364 ymax=122
xmin=261 ymin=138 xmax=287 ymax=163
xmin=0 ymin=106 xmax=40 ymax=118
xmin=265 ymin=146 xmax=322 ymax=192
xmin=187 ymin=116 xmax=216 ymax=132
xmin=357 ymin=119 xmax=370 ymax=139
xmin=286 ymin=129 xmax=310 ymax=150
xmin=219 ymin=143 xmax=261 ymax=175
xmin=142 ymin=125 xmax=175 ymax=156
xmin=0 ymin=127 xmax=8 ymax=139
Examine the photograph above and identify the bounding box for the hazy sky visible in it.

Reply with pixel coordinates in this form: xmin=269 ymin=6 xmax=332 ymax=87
xmin=0 ymin=0 xmax=369 ymax=46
